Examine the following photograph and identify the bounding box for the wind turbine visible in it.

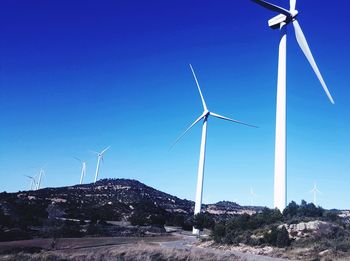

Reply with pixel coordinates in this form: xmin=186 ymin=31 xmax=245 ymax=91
xmin=310 ymin=182 xmax=321 ymax=206
xmin=251 ymin=0 xmax=334 ymax=211
xmin=24 ymin=175 xmax=36 ymax=190
xmin=36 ymin=168 xmax=45 ymax=190
xmin=92 ymin=146 xmax=110 ymax=183
xmin=173 ymin=64 xmax=257 ymax=235
xmin=74 ymin=157 xmax=87 ymax=184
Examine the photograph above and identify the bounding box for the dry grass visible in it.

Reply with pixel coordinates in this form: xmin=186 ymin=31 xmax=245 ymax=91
xmin=0 ymin=236 xmax=179 ymax=252
xmin=0 ymin=243 xmax=244 ymax=261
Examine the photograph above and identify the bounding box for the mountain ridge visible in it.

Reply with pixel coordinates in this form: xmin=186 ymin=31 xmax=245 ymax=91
xmin=1 ymin=178 xmax=261 ymax=223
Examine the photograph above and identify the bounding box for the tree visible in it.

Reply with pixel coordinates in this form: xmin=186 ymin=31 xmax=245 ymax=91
xmin=276 ymin=226 xmax=291 ymax=248
xmin=283 ymin=201 xmax=298 ymax=218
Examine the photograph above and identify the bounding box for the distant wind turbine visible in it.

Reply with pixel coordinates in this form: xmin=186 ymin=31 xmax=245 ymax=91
xmin=74 ymin=157 xmax=87 ymax=184
xmin=92 ymin=146 xmax=110 ymax=183
xmin=251 ymin=0 xmax=334 ymax=211
xmin=36 ymin=168 xmax=45 ymax=190
xmin=310 ymin=182 xmax=321 ymax=206
xmin=24 ymin=175 xmax=36 ymax=190
xmin=173 ymin=64 xmax=257 ymax=235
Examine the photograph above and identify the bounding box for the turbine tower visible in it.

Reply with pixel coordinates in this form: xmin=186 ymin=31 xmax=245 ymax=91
xmin=251 ymin=0 xmax=334 ymax=211
xmin=93 ymin=146 xmax=110 ymax=183
xmin=24 ymin=175 xmax=36 ymax=190
xmin=310 ymin=182 xmax=321 ymax=206
xmin=173 ymin=64 xmax=257 ymax=235
xmin=74 ymin=157 xmax=87 ymax=184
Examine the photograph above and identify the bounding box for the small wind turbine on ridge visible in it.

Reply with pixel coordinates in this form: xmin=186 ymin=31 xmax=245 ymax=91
xmin=24 ymin=175 xmax=36 ymax=190
xmin=310 ymin=182 xmax=321 ymax=206
xmin=36 ymin=167 xmax=45 ymax=190
xmin=74 ymin=157 xmax=87 ymax=184
xmin=92 ymin=146 xmax=110 ymax=183
xmin=172 ymin=64 xmax=257 ymax=235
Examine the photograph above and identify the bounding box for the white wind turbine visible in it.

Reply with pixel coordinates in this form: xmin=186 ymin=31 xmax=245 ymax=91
xmin=36 ymin=167 xmax=45 ymax=190
xmin=310 ymin=182 xmax=321 ymax=206
xmin=24 ymin=175 xmax=36 ymax=190
xmin=92 ymin=146 xmax=110 ymax=183
xmin=74 ymin=157 xmax=87 ymax=184
xmin=173 ymin=64 xmax=257 ymax=235
xmin=251 ymin=0 xmax=334 ymax=211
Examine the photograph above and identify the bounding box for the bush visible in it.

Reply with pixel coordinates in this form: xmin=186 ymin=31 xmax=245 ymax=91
xmin=58 ymin=221 xmax=83 ymax=238
xmin=150 ymin=214 xmax=166 ymax=227
xmin=166 ymin=214 xmax=186 ymax=227
xmin=263 ymin=226 xmax=278 ymax=246
xmin=182 ymin=216 xmax=194 ymax=231
xmin=193 ymin=213 xmax=215 ymax=231
xmin=129 ymin=201 xmax=166 ymax=227
xmin=0 ymin=246 xmax=43 ymax=255
xmin=212 ymin=222 xmax=226 ymax=243
xmin=129 ymin=212 xmax=148 ymax=226
xmin=0 ymin=228 xmax=32 ymax=242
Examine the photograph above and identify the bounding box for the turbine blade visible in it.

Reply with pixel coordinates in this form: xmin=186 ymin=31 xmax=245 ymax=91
xmin=100 ymin=146 xmax=111 ymax=155
xmin=89 ymin=150 xmax=100 ymax=155
xmin=293 ymin=20 xmax=335 ymax=104
xmin=251 ymin=0 xmax=291 ymax=16
xmin=74 ymin=157 xmax=82 ymax=163
xmin=290 ymin=0 xmax=296 ymax=12
xmin=189 ymin=64 xmax=208 ymax=111
xmin=171 ymin=114 xmax=205 ymax=149
xmin=209 ymin=112 xmax=258 ymax=128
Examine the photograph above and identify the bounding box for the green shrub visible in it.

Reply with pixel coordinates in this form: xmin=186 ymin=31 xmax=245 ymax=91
xmin=212 ymin=222 xmax=226 ymax=243
xmin=276 ymin=226 xmax=290 ymax=248
xmin=193 ymin=213 xmax=215 ymax=231
xmin=181 ymin=216 xmax=193 ymax=231
xmin=263 ymin=226 xmax=278 ymax=246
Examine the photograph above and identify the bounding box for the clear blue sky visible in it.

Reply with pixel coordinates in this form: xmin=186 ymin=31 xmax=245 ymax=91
xmin=0 ymin=0 xmax=349 ymax=209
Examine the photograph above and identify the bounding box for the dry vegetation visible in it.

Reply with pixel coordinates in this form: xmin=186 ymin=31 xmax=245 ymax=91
xmin=0 ymin=243 xmax=245 ymax=261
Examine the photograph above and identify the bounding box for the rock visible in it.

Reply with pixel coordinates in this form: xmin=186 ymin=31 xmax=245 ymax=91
xmin=282 ymin=220 xmax=338 ymax=240
xmin=319 ymin=249 xmax=331 ymax=256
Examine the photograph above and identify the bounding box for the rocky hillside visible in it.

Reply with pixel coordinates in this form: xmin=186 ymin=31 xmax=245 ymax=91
xmin=0 ymin=179 xmax=259 ymax=226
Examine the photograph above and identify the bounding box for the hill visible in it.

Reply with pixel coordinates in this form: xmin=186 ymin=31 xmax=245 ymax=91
xmin=0 ymin=178 xmax=258 ymax=241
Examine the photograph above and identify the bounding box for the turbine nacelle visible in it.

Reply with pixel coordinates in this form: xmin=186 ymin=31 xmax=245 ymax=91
xmin=252 ymin=0 xmax=334 ymax=104
xmin=268 ymin=11 xmax=298 ymax=29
